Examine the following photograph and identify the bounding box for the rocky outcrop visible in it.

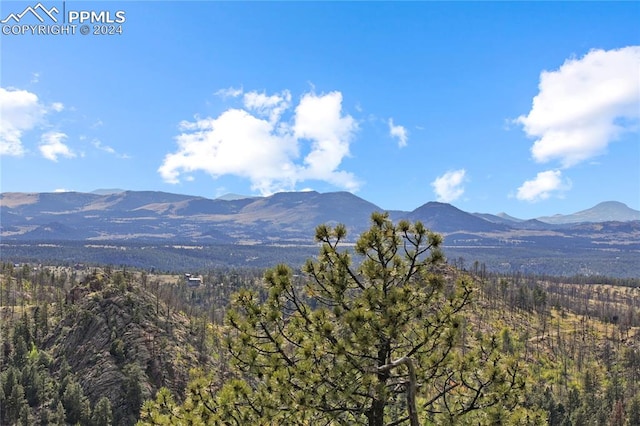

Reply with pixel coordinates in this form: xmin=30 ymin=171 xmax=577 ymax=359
xmin=44 ymin=272 xmax=209 ymax=425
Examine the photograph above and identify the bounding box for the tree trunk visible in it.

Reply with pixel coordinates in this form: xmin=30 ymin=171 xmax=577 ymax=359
xmin=378 ymin=356 xmax=420 ymax=426
xmin=369 ymin=397 xmax=386 ymax=426
xmin=369 ymin=343 xmax=391 ymax=426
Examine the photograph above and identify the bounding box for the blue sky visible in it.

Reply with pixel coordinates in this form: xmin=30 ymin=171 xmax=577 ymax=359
xmin=1 ymin=1 xmax=639 ymax=219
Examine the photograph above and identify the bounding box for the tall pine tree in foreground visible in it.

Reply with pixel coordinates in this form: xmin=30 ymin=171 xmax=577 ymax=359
xmin=140 ymin=213 xmax=531 ymax=425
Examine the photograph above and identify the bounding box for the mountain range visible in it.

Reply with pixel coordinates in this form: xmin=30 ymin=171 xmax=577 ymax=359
xmin=1 ymin=190 xmax=639 ymax=276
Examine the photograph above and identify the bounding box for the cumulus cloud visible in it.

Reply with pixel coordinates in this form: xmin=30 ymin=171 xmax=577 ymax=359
xmin=293 ymin=91 xmax=358 ymax=189
xmin=431 ymin=169 xmax=466 ymax=203
xmin=39 ymin=131 xmax=75 ymax=161
xmin=388 ymin=118 xmax=408 ymax=148
xmin=158 ymin=90 xmax=359 ymax=194
xmin=0 ymin=87 xmax=45 ymax=156
xmin=517 ymin=46 xmax=640 ymax=168
xmin=0 ymin=87 xmax=66 ymax=157
xmin=243 ymin=90 xmax=291 ymax=123
xmin=516 ymin=170 xmax=572 ymax=202
xmin=215 ymin=86 xmax=243 ymax=98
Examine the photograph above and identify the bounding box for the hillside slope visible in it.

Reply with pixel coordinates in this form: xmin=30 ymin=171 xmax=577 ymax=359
xmin=0 ymin=269 xmax=214 ymax=425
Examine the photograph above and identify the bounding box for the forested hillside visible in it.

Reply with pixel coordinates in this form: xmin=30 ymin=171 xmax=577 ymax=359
xmin=1 ymin=216 xmax=639 ymax=424
xmin=0 ymin=265 xmax=218 ymax=425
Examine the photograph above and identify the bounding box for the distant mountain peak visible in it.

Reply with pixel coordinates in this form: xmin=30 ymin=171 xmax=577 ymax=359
xmin=215 ymin=193 xmax=255 ymax=201
xmin=408 ymin=201 xmax=508 ymax=233
xmin=91 ymin=188 xmax=125 ymax=195
xmin=594 ymin=201 xmax=629 ymax=208
xmin=537 ymin=201 xmax=640 ymax=224
xmin=496 ymin=212 xmax=524 ymax=222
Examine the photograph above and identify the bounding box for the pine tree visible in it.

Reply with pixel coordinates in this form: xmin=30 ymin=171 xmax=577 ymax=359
xmin=142 ymin=213 xmax=527 ymax=425
xmin=52 ymin=400 xmax=66 ymax=425
xmin=7 ymin=382 xmax=27 ymax=424
xmin=123 ymin=363 xmax=146 ymax=421
xmin=91 ymin=396 xmax=113 ymax=426
xmin=62 ymin=380 xmax=91 ymax=425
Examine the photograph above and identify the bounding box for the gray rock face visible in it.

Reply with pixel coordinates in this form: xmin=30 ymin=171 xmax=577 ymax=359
xmin=45 ymin=273 xmax=209 ymax=425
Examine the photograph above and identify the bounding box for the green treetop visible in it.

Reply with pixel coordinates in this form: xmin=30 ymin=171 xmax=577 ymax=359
xmin=140 ymin=212 xmax=528 ymax=426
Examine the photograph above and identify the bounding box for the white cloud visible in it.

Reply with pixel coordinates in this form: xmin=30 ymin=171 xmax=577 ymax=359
xmin=516 ymin=170 xmax=572 ymax=202
xmin=92 ymin=139 xmax=130 ymax=159
xmin=93 ymin=139 xmax=115 ymax=154
xmin=215 ymin=86 xmax=243 ymax=98
xmin=243 ymin=90 xmax=291 ymax=123
xmin=159 ymin=90 xmax=360 ymax=195
xmin=431 ymin=169 xmax=466 ymax=203
xmin=293 ymin=91 xmax=359 ymax=190
xmin=517 ymin=46 xmax=640 ymax=168
xmin=39 ymin=131 xmax=75 ymax=161
xmin=0 ymin=87 xmax=66 ymax=157
xmin=159 ymin=109 xmax=298 ymax=194
xmin=0 ymin=87 xmax=45 ymax=156
xmin=388 ymin=118 xmax=408 ymax=148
